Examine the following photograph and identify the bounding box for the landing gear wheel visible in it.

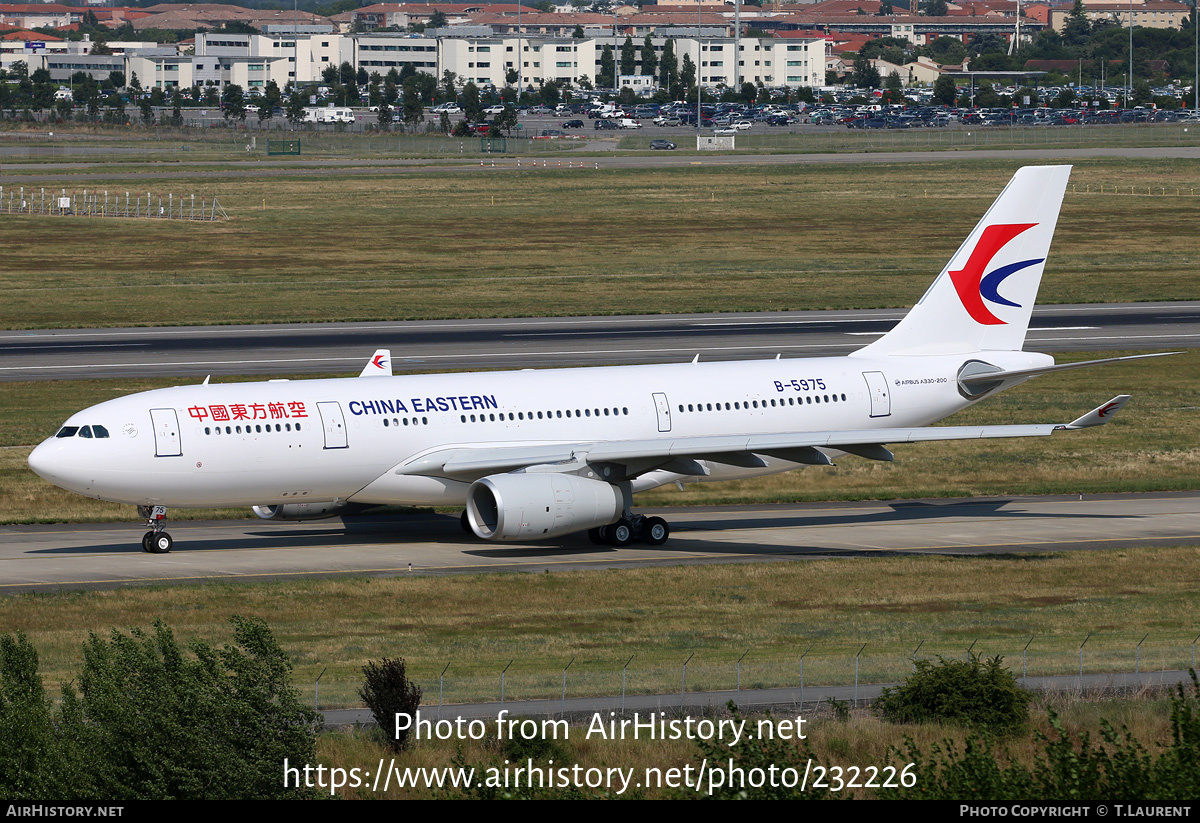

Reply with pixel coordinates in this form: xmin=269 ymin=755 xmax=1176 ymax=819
xmin=146 ymin=532 xmax=173 ymax=554
xmin=644 ymin=516 xmax=670 ymax=546
xmin=141 ymin=531 xmax=156 ymax=553
xmin=606 ymin=518 xmax=633 ymax=548
xmin=588 ymin=527 xmax=607 ymax=545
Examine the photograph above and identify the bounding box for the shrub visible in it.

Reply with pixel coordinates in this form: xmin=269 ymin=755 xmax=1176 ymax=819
xmin=360 ymin=657 xmax=422 ymax=751
xmin=890 ymin=674 xmax=1200 ymax=801
xmin=874 ymin=653 xmax=1030 ymax=734
xmin=0 ymin=618 xmax=318 ymax=799
xmin=71 ymin=616 xmax=320 ymax=799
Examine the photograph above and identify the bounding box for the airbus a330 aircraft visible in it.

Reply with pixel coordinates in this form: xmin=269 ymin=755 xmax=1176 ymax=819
xmin=28 ymin=165 xmax=1167 ymax=553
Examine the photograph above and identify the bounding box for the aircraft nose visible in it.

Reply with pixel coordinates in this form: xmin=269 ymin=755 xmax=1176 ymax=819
xmin=27 ymin=440 xmax=60 ymax=482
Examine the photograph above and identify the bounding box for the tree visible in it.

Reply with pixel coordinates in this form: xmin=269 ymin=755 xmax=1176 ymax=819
xmin=852 ymin=52 xmax=882 ymax=88
xmin=428 ymin=9 xmax=447 ymax=28
xmin=0 ymin=633 xmax=85 ymax=798
xmin=140 ymin=97 xmax=154 ymax=125
xmin=658 ymin=39 xmax=677 ymax=89
xmin=360 ymin=658 xmax=422 ymax=752
xmin=222 ymin=83 xmax=247 ymax=121
xmin=286 ymin=86 xmax=310 ymax=125
xmin=740 ymin=81 xmax=757 ymax=103
xmin=263 ymin=79 xmax=282 ymax=113
xmin=923 ymin=0 xmax=948 ymax=15
xmin=680 ymin=52 xmax=696 ymax=90
xmin=496 ymin=103 xmax=518 ymax=134
xmin=640 ymin=35 xmax=658 ymax=80
xmin=621 ymin=36 xmax=636 ymax=78
xmin=1063 ymin=0 xmax=1092 ymax=47
xmin=599 ymin=43 xmax=615 ymax=89
xmin=933 ymin=74 xmax=957 ymax=105
xmin=441 ymin=70 xmax=458 ymax=103
xmin=402 ymin=79 xmax=425 ymax=130
xmin=461 ymin=80 xmax=482 ymax=120
xmin=69 ymin=618 xmax=319 ymax=799
xmin=573 ymin=24 xmax=585 ymax=39
xmin=923 ymin=35 xmax=967 ymax=66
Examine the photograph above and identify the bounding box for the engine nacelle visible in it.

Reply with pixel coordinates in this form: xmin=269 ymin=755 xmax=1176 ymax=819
xmin=252 ymin=501 xmax=348 ymax=521
xmin=466 ymin=473 xmax=622 ymax=542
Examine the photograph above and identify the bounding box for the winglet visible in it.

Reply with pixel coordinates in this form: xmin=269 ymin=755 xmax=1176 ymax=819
xmin=359 ymin=349 xmax=392 ymax=378
xmin=1063 ymin=395 xmax=1131 ymax=429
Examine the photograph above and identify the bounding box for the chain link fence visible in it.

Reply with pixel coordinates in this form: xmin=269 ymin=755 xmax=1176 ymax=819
xmin=308 ymin=633 xmax=1200 ymax=710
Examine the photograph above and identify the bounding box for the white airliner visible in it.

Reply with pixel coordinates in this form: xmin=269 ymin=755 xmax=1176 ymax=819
xmin=28 ymin=165 xmax=1167 ymax=553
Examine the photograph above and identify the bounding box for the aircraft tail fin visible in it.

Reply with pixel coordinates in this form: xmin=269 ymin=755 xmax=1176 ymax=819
xmin=855 ymin=165 xmax=1072 ymax=357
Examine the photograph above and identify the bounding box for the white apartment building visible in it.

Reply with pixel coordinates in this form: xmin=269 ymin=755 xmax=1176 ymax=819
xmin=2 ymin=31 xmax=824 ymax=93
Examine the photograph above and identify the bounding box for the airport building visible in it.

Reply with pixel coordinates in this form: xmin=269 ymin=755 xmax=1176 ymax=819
xmin=2 ymin=30 xmax=824 ymax=93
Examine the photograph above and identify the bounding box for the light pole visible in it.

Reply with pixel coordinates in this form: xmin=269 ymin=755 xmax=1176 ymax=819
xmin=1128 ymin=0 xmax=1133 ymax=106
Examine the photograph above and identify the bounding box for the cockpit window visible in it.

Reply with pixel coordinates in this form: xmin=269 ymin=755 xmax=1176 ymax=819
xmin=55 ymin=426 xmax=79 ymax=438
xmin=93 ymin=425 xmax=110 ymax=438
xmin=79 ymin=426 xmax=93 ymax=438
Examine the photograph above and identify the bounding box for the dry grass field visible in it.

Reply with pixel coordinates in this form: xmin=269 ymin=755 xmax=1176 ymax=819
xmin=5 ymin=546 xmax=1198 ymax=708
xmin=0 ymin=157 xmax=1197 ymax=329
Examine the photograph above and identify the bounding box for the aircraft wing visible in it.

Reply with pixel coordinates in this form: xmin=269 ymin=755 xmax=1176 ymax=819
xmin=396 ymin=396 xmax=1131 ymax=482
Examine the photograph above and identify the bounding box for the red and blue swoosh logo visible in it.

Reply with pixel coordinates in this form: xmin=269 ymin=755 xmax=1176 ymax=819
xmin=949 ymin=223 xmax=1044 ymax=325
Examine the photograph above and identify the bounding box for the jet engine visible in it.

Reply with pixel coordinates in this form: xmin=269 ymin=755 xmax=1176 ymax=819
xmin=252 ymin=501 xmax=349 ymax=521
xmin=466 ymin=473 xmax=622 ymax=541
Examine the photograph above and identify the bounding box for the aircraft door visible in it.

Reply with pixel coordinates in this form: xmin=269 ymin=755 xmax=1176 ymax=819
xmin=149 ymin=408 xmax=182 ymax=457
xmin=317 ymin=401 xmax=349 ymax=449
xmin=652 ymin=392 xmax=671 ymax=432
xmin=862 ymin=371 xmax=891 ymax=418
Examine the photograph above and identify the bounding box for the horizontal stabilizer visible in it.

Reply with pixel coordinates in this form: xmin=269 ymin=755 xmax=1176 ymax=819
xmin=959 ymin=352 xmax=1180 ymax=389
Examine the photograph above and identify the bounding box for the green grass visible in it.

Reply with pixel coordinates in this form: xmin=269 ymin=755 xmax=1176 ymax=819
xmin=0 ymin=157 xmax=1197 ymax=329
xmin=6 ymin=547 xmax=1200 ymax=709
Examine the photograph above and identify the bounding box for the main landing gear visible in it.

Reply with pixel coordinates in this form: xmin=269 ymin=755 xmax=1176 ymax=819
xmin=588 ymin=514 xmax=670 ymax=548
xmin=137 ymin=505 xmax=173 ymax=554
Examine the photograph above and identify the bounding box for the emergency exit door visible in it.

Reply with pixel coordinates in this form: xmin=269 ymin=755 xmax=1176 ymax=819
xmin=862 ymin=371 xmax=891 ymax=418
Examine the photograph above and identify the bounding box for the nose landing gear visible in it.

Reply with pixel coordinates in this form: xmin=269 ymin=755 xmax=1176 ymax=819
xmin=137 ymin=505 xmax=173 ymax=553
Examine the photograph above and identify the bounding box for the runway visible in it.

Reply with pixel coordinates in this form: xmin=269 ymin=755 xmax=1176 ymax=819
xmin=2 ymin=492 xmax=1197 ymax=592
xmin=2 ymin=301 xmax=1197 ymax=381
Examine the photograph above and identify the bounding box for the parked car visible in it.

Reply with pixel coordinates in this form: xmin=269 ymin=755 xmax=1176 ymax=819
xmin=649 ymin=139 xmax=677 ymax=150
xmin=594 ymin=119 xmax=618 ymax=130
xmin=483 ymin=104 xmax=505 ymax=115
xmin=560 ymin=119 xmax=585 ymax=129
xmin=617 ymin=118 xmax=642 ymax=129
